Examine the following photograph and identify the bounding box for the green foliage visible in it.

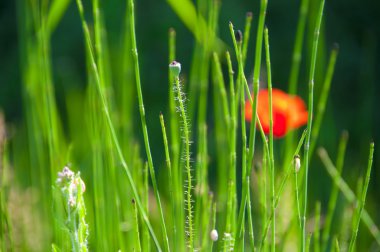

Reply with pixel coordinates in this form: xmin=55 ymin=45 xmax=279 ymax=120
xmin=0 ymin=0 xmax=378 ymax=251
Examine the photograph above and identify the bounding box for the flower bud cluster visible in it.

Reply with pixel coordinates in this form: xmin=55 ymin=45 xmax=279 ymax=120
xmin=56 ymin=166 xmax=86 ymax=208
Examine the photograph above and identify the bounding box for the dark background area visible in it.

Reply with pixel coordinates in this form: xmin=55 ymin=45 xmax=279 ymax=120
xmin=1 ymin=0 xmax=380 ymax=239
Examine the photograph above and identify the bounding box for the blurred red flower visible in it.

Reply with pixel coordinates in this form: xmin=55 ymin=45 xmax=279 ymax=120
xmin=245 ymin=88 xmax=308 ymax=138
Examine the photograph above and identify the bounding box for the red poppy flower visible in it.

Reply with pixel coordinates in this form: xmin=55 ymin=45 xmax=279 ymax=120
xmin=245 ymin=88 xmax=308 ymax=138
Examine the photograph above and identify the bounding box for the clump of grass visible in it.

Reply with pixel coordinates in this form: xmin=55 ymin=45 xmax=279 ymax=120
xmin=1 ymin=0 xmax=378 ymax=251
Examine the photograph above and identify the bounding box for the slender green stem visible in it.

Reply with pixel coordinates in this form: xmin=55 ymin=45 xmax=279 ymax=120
xmin=288 ymin=0 xmax=310 ymax=94
xmin=314 ymin=202 xmax=321 ymax=252
xmin=301 ymin=0 xmax=325 ymax=250
xmin=246 ymin=176 xmax=255 ymax=250
xmin=248 ymin=0 xmax=268 ymax=174
xmin=334 ymin=238 xmax=340 ymax=252
xmin=75 ymin=0 xmax=161 ymax=249
xmin=259 ymin=130 xmax=307 ymax=251
xmin=242 ymin=12 xmax=253 ymax=66
xmin=171 ymin=63 xmax=194 ymax=250
xmin=261 ymin=145 xmax=268 ymax=252
xmin=348 ymin=143 xmax=374 ymax=252
xmin=318 ymin=147 xmax=380 ymax=246
xmin=322 ymin=131 xmax=348 ymax=251
xmin=294 ymin=156 xmax=302 ymax=228
xmin=142 ymin=162 xmax=150 ymax=252
xmin=283 ymin=0 xmax=309 ymax=175
xmin=264 ymin=27 xmax=275 ymax=252
xmin=132 ymin=199 xmax=142 ymax=252
xmin=210 ymin=202 xmax=217 ymax=252
xmin=212 ymin=53 xmax=231 ymax=128
xmin=159 ymin=113 xmax=176 ymax=249
xmin=168 ymin=28 xmax=184 ymax=250
xmin=224 ymin=181 xmax=234 ymax=251
xmin=306 ymin=233 xmax=312 ymax=252
xmin=309 ymin=44 xmax=339 ymax=158
xmin=128 ymin=0 xmax=169 ymax=250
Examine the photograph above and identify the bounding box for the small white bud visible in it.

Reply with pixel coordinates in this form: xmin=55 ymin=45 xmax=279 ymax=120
xmin=294 ymin=155 xmax=301 ymax=173
xmin=169 ymin=61 xmax=181 ymax=77
xmin=210 ymin=229 xmax=218 ymax=241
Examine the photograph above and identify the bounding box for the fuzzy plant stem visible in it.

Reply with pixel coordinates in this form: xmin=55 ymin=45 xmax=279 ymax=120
xmin=168 ymin=28 xmax=184 ymax=250
xmin=75 ymin=0 xmax=161 ymax=249
xmin=301 ymin=0 xmax=324 ymax=250
xmin=348 ymin=143 xmax=374 ymax=252
xmin=170 ymin=62 xmax=194 ymax=250
xmin=128 ymin=0 xmax=170 ymax=251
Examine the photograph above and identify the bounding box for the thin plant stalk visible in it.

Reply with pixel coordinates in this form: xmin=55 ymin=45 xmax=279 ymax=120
xmin=168 ymin=28 xmax=184 ymax=250
xmin=210 ymin=202 xmax=217 ymax=252
xmin=128 ymin=0 xmax=170 ymax=250
xmin=301 ymin=0 xmax=325 ymax=250
xmin=309 ymin=44 xmax=339 ymax=158
xmin=284 ymin=0 xmax=309 ymax=174
xmin=288 ymin=0 xmax=310 ymax=95
xmin=171 ymin=62 xmax=195 ymax=250
xmin=314 ymin=201 xmax=321 ymax=252
xmin=322 ymin=131 xmax=348 ymax=251
xmin=132 ymin=199 xmax=142 ymax=252
xmin=318 ymin=147 xmax=380 ymax=246
xmin=242 ymin=12 xmax=253 ymax=66
xmin=294 ymin=156 xmax=302 ymax=228
xmin=259 ymin=130 xmax=307 ymax=250
xmin=247 ymin=0 xmax=268 ymax=174
xmin=348 ymin=142 xmax=375 ymax=252
xmin=142 ymin=162 xmax=150 ymax=252
xmin=264 ymin=27 xmax=275 ymax=252
xmin=306 ymin=233 xmax=312 ymax=252
xmin=261 ymin=145 xmax=268 ymax=251
xmin=335 ymin=238 xmax=340 ymax=252
xmin=159 ymin=114 xmax=176 ymax=249
xmin=75 ymin=0 xmax=161 ymax=249
xmin=246 ymin=176 xmax=255 ymax=250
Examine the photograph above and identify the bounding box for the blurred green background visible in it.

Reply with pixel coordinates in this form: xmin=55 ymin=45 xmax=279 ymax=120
xmin=0 ymin=0 xmax=379 ymax=248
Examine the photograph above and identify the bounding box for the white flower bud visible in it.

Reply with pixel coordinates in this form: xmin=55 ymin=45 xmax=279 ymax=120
xmin=169 ymin=61 xmax=181 ymax=77
xmin=294 ymin=155 xmax=301 ymax=173
xmin=210 ymin=229 xmax=218 ymax=241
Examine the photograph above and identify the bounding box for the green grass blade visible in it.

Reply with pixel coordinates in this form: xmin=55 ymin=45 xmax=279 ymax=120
xmin=128 ymin=0 xmax=170 ymax=250
xmin=309 ymin=44 xmax=339 ymax=158
xmin=264 ymin=27 xmax=276 ymax=252
xmin=318 ymin=147 xmax=380 ymax=246
xmin=348 ymin=142 xmax=375 ymax=252
xmin=247 ymin=0 xmax=268 ymax=174
xmin=321 ymin=131 xmax=348 ymax=251
xmin=74 ymin=0 xmax=162 ymax=249
xmin=301 ymin=0 xmax=325 ymax=250
xmin=314 ymin=201 xmax=321 ymax=252
xmin=259 ymin=130 xmax=307 ymax=250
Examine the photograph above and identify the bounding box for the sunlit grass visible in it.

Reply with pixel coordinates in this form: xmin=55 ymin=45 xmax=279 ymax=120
xmin=0 ymin=0 xmax=378 ymax=251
